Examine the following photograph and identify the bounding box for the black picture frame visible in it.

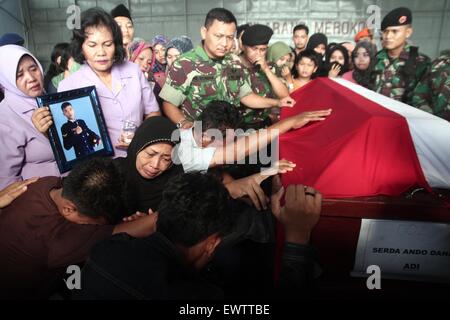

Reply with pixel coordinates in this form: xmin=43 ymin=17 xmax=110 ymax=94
xmin=36 ymin=86 xmax=114 ymax=173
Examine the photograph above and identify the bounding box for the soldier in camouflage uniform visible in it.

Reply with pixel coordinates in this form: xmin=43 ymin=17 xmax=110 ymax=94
xmin=239 ymin=24 xmax=290 ymax=129
xmin=412 ymin=50 xmax=450 ymax=121
xmin=159 ymin=8 xmax=293 ymax=129
xmin=374 ymin=7 xmax=431 ymax=107
xmin=161 ymin=45 xmax=251 ymax=122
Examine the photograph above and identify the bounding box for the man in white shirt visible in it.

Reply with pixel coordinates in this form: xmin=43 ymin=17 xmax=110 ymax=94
xmin=174 ymin=100 xmax=331 ymax=174
xmin=173 ymin=100 xmax=331 ymax=211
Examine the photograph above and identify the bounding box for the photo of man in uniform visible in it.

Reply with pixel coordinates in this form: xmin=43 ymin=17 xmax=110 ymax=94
xmin=60 ymin=101 xmax=101 ymax=159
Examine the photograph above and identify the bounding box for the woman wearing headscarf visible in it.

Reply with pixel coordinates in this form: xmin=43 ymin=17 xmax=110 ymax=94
xmin=343 ymin=41 xmax=376 ymax=89
xmin=267 ymin=41 xmax=294 ymax=69
xmin=151 ymin=34 xmax=169 ymax=88
xmin=267 ymin=41 xmax=295 ymax=88
xmin=127 ymin=39 xmax=155 ymax=80
xmin=306 ymin=33 xmax=328 ymax=58
xmin=114 ymin=116 xmax=182 ymax=214
xmin=165 ymin=36 xmax=194 ymax=69
xmin=305 ymin=33 xmax=328 ymax=77
xmin=154 ymin=35 xmax=194 ymax=93
xmin=127 ymin=39 xmax=163 ymax=108
xmin=32 ymin=8 xmax=160 ymax=158
xmin=0 ymin=45 xmax=59 ymax=189
xmin=324 ymin=44 xmax=350 ymax=78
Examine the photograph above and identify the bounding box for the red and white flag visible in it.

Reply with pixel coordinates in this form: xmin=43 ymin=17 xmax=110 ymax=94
xmin=280 ymin=77 xmax=450 ymax=198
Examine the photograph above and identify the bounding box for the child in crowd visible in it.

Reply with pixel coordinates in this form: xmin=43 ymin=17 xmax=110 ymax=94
xmin=284 ymin=49 xmax=319 ymax=92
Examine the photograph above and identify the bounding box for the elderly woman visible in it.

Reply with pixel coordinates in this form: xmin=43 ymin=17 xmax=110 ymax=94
xmin=115 ymin=116 xmax=182 ymax=214
xmin=0 ymin=45 xmax=60 ymax=189
xmin=33 ymin=8 xmax=160 ymax=158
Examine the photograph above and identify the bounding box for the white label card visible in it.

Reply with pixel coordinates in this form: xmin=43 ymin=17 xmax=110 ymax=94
xmin=351 ymin=219 xmax=450 ymax=283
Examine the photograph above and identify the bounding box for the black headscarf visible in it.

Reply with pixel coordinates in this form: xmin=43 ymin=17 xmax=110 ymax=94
xmin=325 ymin=44 xmax=350 ymax=76
xmin=306 ymin=33 xmax=328 ymax=53
xmin=351 ymin=41 xmax=377 ymax=89
xmin=114 ymin=116 xmax=182 ymax=215
xmin=306 ymin=33 xmax=328 ymax=76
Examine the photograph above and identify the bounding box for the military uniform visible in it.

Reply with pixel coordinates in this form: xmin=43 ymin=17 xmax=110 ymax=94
xmin=239 ymin=24 xmax=277 ymax=128
xmin=239 ymin=58 xmax=277 ymax=127
xmin=159 ymin=45 xmax=252 ymax=122
xmin=412 ymin=51 xmax=450 ymax=121
xmin=61 ymin=119 xmax=100 ymax=158
xmin=374 ymin=7 xmax=432 ymax=106
xmin=374 ymin=44 xmax=431 ymax=106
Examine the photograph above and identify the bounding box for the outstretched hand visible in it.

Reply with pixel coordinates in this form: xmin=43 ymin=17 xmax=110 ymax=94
xmin=225 ymin=159 xmax=295 ymax=211
xmin=291 ymin=109 xmax=332 ymax=129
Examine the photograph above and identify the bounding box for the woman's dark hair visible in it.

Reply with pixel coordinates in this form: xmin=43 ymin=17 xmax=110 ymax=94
xmin=351 ymin=41 xmax=377 ymax=89
xmin=325 ymin=44 xmax=350 ymax=76
xmin=71 ymin=7 xmax=125 ymax=65
xmin=44 ymin=42 xmax=69 ymax=90
xmin=291 ymin=49 xmax=320 ymax=79
xmin=59 ymin=43 xmax=75 ymax=71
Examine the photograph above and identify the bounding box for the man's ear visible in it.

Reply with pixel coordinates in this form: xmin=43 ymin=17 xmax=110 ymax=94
xmin=204 ymin=233 xmax=221 ymax=258
xmin=200 ymin=26 xmax=207 ymax=41
xmin=313 ymin=66 xmax=318 ymax=73
xmin=61 ymin=199 xmax=77 ymax=218
xmin=405 ymin=26 xmax=413 ymax=39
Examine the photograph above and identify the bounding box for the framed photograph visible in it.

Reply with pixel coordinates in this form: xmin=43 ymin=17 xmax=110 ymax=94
xmin=36 ymin=86 xmax=113 ymax=173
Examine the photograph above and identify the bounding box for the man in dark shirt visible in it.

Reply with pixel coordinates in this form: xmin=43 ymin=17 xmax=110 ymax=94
xmin=75 ymin=172 xmax=321 ymax=299
xmin=0 ymin=158 xmax=156 ymax=299
xmin=60 ymin=101 xmax=101 ymax=159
